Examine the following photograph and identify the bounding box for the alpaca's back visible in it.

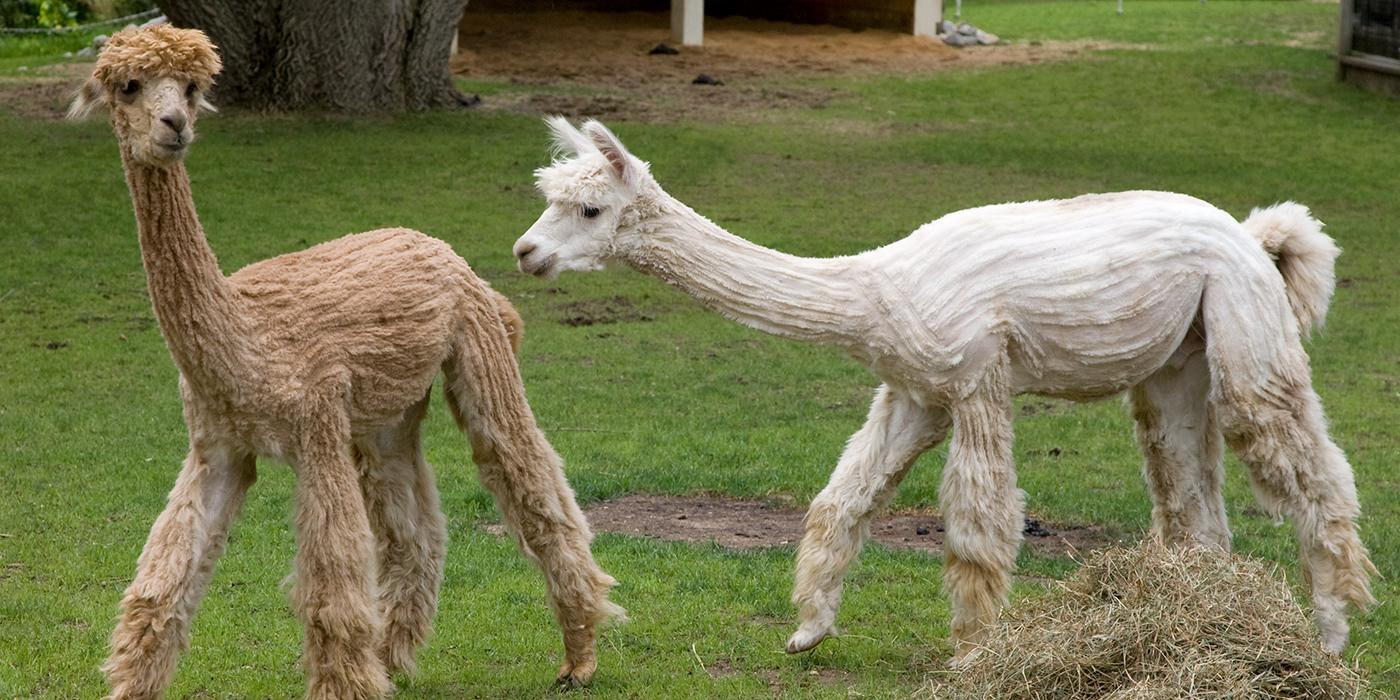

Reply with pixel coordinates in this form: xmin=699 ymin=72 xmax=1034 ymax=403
xmin=858 ymin=191 xmax=1289 ymax=398
xmin=228 ymin=228 xmax=490 ymax=428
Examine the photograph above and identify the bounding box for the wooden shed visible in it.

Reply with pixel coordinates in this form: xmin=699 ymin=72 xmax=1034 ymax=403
xmin=669 ymin=0 xmax=941 ymax=44
xmin=1339 ymin=0 xmax=1400 ymax=95
xmin=460 ymin=0 xmax=941 ymax=45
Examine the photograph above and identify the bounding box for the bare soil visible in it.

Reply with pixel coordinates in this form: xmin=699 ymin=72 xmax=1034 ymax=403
xmin=453 ymin=10 xmax=1134 ymax=123
xmin=0 ymin=62 xmax=89 ymax=119
xmin=553 ymin=295 xmax=656 ymax=326
xmin=5 ymin=11 xmax=1127 ymax=122
xmin=571 ymin=493 xmax=1117 ymax=558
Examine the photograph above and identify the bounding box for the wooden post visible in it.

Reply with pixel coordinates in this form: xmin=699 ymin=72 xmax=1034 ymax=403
xmin=672 ymin=0 xmax=704 ymax=46
xmin=913 ymin=0 xmax=940 ymax=36
xmin=1338 ymin=0 xmax=1354 ymax=80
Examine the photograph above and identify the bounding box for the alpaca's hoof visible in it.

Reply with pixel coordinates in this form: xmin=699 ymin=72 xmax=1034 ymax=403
xmin=785 ymin=622 xmax=834 ymax=654
xmin=555 ymin=657 xmax=596 ymax=689
xmin=1319 ymin=627 xmax=1348 ymax=656
xmin=948 ymin=645 xmax=983 ymax=670
xmin=379 ymin=640 xmax=419 ymax=677
xmin=1316 ymin=604 xmax=1350 ymax=655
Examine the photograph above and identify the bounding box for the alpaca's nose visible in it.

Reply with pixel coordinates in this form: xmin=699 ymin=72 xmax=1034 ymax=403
xmin=514 ymin=241 xmax=537 ymax=260
xmin=160 ymin=112 xmax=187 ymax=134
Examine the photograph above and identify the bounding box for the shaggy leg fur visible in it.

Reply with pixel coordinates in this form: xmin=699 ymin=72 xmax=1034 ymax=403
xmin=787 ymin=385 xmax=950 ymax=653
xmin=444 ymin=306 xmax=622 ymax=687
xmin=293 ymin=399 xmax=389 ymax=700
xmin=1129 ymin=341 xmax=1230 ymax=549
xmin=940 ymin=371 xmax=1024 ymax=662
xmin=1214 ymin=349 xmax=1376 ymax=654
xmin=359 ymin=395 xmax=447 ymax=676
xmin=104 ymin=446 xmax=255 ymax=700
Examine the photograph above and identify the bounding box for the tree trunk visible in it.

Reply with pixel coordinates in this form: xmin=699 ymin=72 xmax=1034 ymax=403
xmin=158 ymin=0 xmax=471 ymax=111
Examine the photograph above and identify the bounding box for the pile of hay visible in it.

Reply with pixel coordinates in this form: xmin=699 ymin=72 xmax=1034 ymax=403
xmin=940 ymin=542 xmax=1369 ymax=699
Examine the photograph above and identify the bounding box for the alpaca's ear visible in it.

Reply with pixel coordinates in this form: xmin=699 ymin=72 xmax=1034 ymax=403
xmin=544 ymin=115 xmax=593 ymax=158
xmin=580 ymin=119 xmax=638 ymax=188
xmin=66 ymin=78 xmax=105 ymax=120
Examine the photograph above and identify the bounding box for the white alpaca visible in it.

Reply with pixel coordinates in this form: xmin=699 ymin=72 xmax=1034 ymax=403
xmin=512 ymin=118 xmax=1375 ymax=659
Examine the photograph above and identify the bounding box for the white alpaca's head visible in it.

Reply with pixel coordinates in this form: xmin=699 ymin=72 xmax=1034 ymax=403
xmin=67 ymin=25 xmax=220 ymax=167
xmin=513 ymin=117 xmax=654 ymax=278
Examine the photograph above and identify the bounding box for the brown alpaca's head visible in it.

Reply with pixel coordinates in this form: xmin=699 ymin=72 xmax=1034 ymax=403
xmin=68 ymin=25 xmax=222 ymax=167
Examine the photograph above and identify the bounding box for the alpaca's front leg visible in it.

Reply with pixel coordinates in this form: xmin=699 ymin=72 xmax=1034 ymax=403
xmin=941 ymin=390 xmax=1023 ymax=664
xmin=104 ymin=445 xmax=255 ymax=700
xmin=787 ymin=385 xmax=950 ymax=654
xmin=292 ymin=408 xmax=389 ymax=700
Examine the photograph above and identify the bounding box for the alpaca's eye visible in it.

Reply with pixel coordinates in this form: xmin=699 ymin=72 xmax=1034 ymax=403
xmin=121 ymin=80 xmax=140 ymax=95
xmin=582 ymin=206 xmax=600 ymax=219
xmin=185 ymin=82 xmax=196 ymax=98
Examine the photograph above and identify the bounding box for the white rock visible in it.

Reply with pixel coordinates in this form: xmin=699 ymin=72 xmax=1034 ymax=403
xmin=140 ymin=15 xmax=167 ymax=28
xmin=958 ymin=22 xmax=978 ymax=36
xmin=943 ymin=32 xmax=978 ymax=47
xmin=976 ymin=29 xmax=1000 ymax=45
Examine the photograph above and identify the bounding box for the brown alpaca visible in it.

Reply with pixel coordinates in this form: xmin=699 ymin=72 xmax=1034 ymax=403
xmin=70 ymin=26 xmax=621 ymax=700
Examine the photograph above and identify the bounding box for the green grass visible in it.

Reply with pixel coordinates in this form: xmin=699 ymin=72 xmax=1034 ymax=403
xmin=3 ymin=1 xmax=1398 ymax=697
xmin=0 ymin=28 xmax=106 ymax=72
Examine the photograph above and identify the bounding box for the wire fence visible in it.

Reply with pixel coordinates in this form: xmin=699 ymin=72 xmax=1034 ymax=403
xmin=1350 ymin=0 xmax=1400 ymax=59
xmin=1 ymin=8 xmax=160 ymax=35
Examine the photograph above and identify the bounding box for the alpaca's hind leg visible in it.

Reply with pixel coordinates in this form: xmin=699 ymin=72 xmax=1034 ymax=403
xmin=104 ymin=445 xmax=255 ymax=700
xmin=361 ymin=396 xmax=447 ymax=676
xmin=459 ymin=429 xmax=621 ymax=686
xmin=293 ymin=406 xmax=389 ymax=700
xmin=786 ymin=385 xmax=949 ymax=654
xmin=941 ymin=384 xmax=1022 ymax=663
xmin=1215 ymin=349 xmax=1376 ymax=654
xmin=444 ymin=318 xmax=622 ymax=687
xmin=1129 ymin=343 xmax=1230 ymax=549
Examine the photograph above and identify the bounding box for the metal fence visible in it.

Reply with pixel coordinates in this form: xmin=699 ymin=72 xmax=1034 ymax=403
xmin=0 ymin=8 xmax=159 ymax=35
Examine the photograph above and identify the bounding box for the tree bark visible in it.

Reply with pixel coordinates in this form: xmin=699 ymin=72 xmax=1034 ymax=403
xmin=158 ymin=0 xmax=471 ymax=111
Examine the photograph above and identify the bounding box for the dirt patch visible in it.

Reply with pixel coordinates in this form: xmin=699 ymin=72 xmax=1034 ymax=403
xmin=457 ymin=10 xmax=1125 ymax=82
xmin=576 ymin=493 xmax=1115 ymax=558
xmin=554 ymin=296 xmax=655 ymax=326
xmin=453 ymin=10 xmax=1140 ymax=123
xmin=503 ymin=84 xmax=843 ymax=124
xmin=3 ymin=12 xmax=1129 ymax=123
xmin=810 ymin=667 xmax=849 ymax=685
xmin=0 ymin=63 xmax=90 ymax=119
xmin=757 ymin=668 xmax=783 ymax=694
xmin=1017 ymin=398 xmax=1074 ymax=417
xmin=703 ymin=656 xmax=741 ymax=679
xmin=1242 ymin=68 xmax=1322 ymax=105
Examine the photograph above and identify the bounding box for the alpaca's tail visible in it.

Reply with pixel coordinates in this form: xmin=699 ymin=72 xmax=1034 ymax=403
xmin=1240 ymin=202 xmax=1339 ymax=337
xmin=486 ymin=285 xmax=524 ymax=354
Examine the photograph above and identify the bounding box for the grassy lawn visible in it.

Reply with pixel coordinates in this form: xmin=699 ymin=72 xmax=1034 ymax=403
xmin=3 ymin=1 xmax=1398 ymax=697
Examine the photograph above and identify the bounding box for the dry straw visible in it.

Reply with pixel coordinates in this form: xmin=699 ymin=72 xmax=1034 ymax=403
xmin=928 ymin=542 xmax=1370 ymax=699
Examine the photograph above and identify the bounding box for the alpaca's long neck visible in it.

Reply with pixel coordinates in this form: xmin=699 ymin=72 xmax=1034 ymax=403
xmin=625 ymin=194 xmax=870 ymax=347
xmin=124 ymin=155 xmax=253 ymax=394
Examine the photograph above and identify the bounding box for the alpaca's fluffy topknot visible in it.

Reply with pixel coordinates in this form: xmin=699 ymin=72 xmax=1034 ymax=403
xmin=94 ymin=25 xmax=221 ymax=89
